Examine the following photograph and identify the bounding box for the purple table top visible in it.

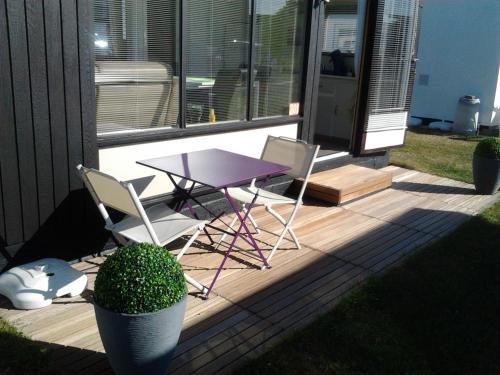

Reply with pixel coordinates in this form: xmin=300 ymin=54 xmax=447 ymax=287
xmin=137 ymin=148 xmax=290 ymax=189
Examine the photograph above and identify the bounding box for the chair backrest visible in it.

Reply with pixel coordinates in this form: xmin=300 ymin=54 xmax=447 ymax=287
xmin=213 ymin=68 xmax=244 ymax=121
xmin=261 ymin=136 xmax=319 ymax=180
xmin=78 ymin=165 xmax=142 ymax=218
xmin=95 ymin=61 xmax=175 ymax=131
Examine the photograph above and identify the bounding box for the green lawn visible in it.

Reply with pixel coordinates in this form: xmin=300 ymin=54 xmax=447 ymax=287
xmin=237 ymin=202 xmax=500 ymax=375
xmin=0 ymin=317 xmax=58 ymax=374
xmin=1 ymin=207 xmax=499 ymax=375
xmin=389 ymin=129 xmax=491 ymax=183
xmin=1 ymin=131 xmax=498 ymax=374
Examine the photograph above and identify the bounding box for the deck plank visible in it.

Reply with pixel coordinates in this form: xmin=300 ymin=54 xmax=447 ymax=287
xmin=303 ymin=164 xmax=392 ymax=204
xmin=0 ymin=167 xmax=498 ymax=374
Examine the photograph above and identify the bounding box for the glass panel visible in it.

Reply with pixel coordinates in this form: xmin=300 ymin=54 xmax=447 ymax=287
xmin=367 ymin=0 xmax=418 ymax=113
xmin=185 ymin=0 xmax=250 ymax=125
xmin=94 ymin=0 xmax=180 ymax=135
xmin=253 ymin=0 xmax=307 ymax=119
xmin=321 ymin=0 xmax=362 ymax=77
xmin=314 ymin=0 xmax=364 ymax=154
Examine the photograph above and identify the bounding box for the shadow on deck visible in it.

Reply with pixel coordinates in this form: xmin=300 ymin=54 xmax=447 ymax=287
xmin=0 ymin=167 xmax=498 ymax=375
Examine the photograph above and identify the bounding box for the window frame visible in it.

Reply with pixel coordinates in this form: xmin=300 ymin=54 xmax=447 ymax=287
xmin=95 ymin=0 xmax=311 ymax=147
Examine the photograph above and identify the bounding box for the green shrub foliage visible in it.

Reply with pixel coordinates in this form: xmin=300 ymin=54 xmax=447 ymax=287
xmin=474 ymin=137 xmax=500 ymax=159
xmin=94 ymin=243 xmax=187 ymax=314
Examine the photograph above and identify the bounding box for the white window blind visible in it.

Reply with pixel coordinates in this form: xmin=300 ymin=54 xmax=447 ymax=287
xmin=366 ymin=0 xmax=418 ymax=114
xmin=93 ymin=0 xmax=308 ymax=135
xmin=185 ymin=0 xmax=250 ymax=125
xmin=94 ymin=0 xmax=179 ymax=135
xmin=320 ymin=1 xmax=360 ymax=77
xmin=254 ymin=0 xmax=307 ymax=118
xmin=362 ymin=0 xmax=418 ymax=151
xmin=323 ymin=13 xmax=357 ymax=54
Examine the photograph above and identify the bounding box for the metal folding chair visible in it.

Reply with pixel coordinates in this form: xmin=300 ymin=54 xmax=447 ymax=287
xmin=77 ymin=165 xmax=207 ymax=294
xmin=220 ymin=136 xmax=319 ymax=264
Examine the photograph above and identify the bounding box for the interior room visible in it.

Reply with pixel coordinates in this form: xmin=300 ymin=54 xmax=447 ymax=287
xmin=314 ymin=0 xmax=365 ymax=156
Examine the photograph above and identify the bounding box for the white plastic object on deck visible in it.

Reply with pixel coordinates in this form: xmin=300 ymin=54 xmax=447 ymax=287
xmin=0 ymin=258 xmax=87 ymax=310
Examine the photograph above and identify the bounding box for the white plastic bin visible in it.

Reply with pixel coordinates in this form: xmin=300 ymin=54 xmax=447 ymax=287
xmin=452 ymin=95 xmax=480 ymax=135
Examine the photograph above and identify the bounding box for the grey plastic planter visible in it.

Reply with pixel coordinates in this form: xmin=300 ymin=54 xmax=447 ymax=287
xmin=473 ymin=154 xmax=500 ymax=195
xmin=94 ymin=295 xmax=187 ymax=375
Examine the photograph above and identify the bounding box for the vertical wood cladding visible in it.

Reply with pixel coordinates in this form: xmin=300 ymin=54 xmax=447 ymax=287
xmin=0 ymin=0 xmax=99 ymax=269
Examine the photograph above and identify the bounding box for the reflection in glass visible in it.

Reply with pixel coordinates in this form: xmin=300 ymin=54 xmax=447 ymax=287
xmin=314 ymin=0 xmax=364 ymax=152
xmin=93 ymin=0 xmax=309 ymax=134
xmin=185 ymin=0 xmax=250 ymax=125
xmin=253 ymin=0 xmax=307 ymax=119
xmin=321 ymin=1 xmax=360 ymax=77
xmin=94 ymin=0 xmax=180 ymax=134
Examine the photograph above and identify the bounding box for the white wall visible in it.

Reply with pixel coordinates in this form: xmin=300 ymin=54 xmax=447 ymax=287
xmin=410 ymin=0 xmax=500 ymax=125
xmin=99 ymin=124 xmax=298 ymax=198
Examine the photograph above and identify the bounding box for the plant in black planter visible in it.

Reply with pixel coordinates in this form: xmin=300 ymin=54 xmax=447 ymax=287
xmin=94 ymin=243 xmax=187 ymax=375
xmin=472 ymin=137 xmax=500 ymax=194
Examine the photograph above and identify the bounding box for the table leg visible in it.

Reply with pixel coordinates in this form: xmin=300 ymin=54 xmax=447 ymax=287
xmin=203 ymin=187 xmax=269 ymax=298
xmin=166 ymin=174 xmax=216 ymax=244
xmin=223 ymin=188 xmax=269 ymax=267
xmin=166 ymin=173 xmax=237 ymax=233
xmin=176 ymin=181 xmax=196 ymax=215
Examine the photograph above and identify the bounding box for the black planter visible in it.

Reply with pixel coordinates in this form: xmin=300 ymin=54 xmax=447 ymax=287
xmin=473 ymin=154 xmax=500 ymax=194
xmin=94 ymin=295 xmax=187 ymax=375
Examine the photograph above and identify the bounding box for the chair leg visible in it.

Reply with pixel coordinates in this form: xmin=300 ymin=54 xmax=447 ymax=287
xmin=184 ymin=273 xmax=208 ymax=294
xmin=266 ymin=205 xmax=287 ymax=226
xmin=265 ymin=205 xmax=302 ymax=263
xmin=175 ymin=226 xmax=208 ymax=294
xmin=267 ymin=225 xmax=289 ymax=264
xmin=288 ymin=227 xmax=301 ymax=249
xmin=216 ymin=215 xmax=238 ymax=249
xmin=112 ymin=232 xmax=130 ymax=246
xmin=245 ymin=209 xmax=260 ymax=234
xmin=176 ymin=225 xmax=202 ymax=261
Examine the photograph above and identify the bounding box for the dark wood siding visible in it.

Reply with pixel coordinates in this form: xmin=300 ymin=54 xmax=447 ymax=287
xmin=0 ymin=165 xmax=4 ymax=243
xmin=7 ymin=0 xmax=39 ymax=241
xmin=0 ymin=0 xmax=99 ymax=270
xmin=45 ymin=0 xmax=70 ymax=209
xmin=0 ymin=0 xmax=23 ymax=247
xmin=27 ymin=0 xmax=55 ymax=226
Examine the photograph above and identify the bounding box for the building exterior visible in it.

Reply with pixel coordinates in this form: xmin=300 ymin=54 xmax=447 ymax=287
xmin=410 ymin=0 xmax=500 ymax=127
xmin=0 ymin=0 xmax=419 ymax=269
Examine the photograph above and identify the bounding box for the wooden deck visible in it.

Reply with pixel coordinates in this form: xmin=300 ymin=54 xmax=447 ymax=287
xmin=303 ymin=164 xmax=393 ymax=204
xmin=1 ymin=166 xmax=498 ymax=374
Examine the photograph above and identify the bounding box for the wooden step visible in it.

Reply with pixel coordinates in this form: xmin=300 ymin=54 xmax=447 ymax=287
xmin=300 ymin=164 xmax=392 ymax=205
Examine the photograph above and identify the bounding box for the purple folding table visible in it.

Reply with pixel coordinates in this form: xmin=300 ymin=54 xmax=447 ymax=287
xmin=137 ymin=148 xmax=289 ymax=297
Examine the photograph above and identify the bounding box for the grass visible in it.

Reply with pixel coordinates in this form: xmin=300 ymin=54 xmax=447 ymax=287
xmin=0 ymin=318 xmax=58 ymax=375
xmin=389 ymin=128 xmax=492 ymax=183
xmin=237 ymin=202 xmax=500 ymax=375
xmin=0 ymin=156 xmax=497 ymax=375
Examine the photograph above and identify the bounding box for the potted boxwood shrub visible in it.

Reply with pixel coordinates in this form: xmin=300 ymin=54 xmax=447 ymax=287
xmin=473 ymin=137 xmax=500 ymax=194
xmin=94 ymin=243 xmax=187 ymax=375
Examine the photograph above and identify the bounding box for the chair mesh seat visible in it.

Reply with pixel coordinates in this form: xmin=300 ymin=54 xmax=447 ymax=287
xmin=109 ymin=203 xmax=204 ymax=245
xmin=226 ymin=186 xmax=296 ymax=206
